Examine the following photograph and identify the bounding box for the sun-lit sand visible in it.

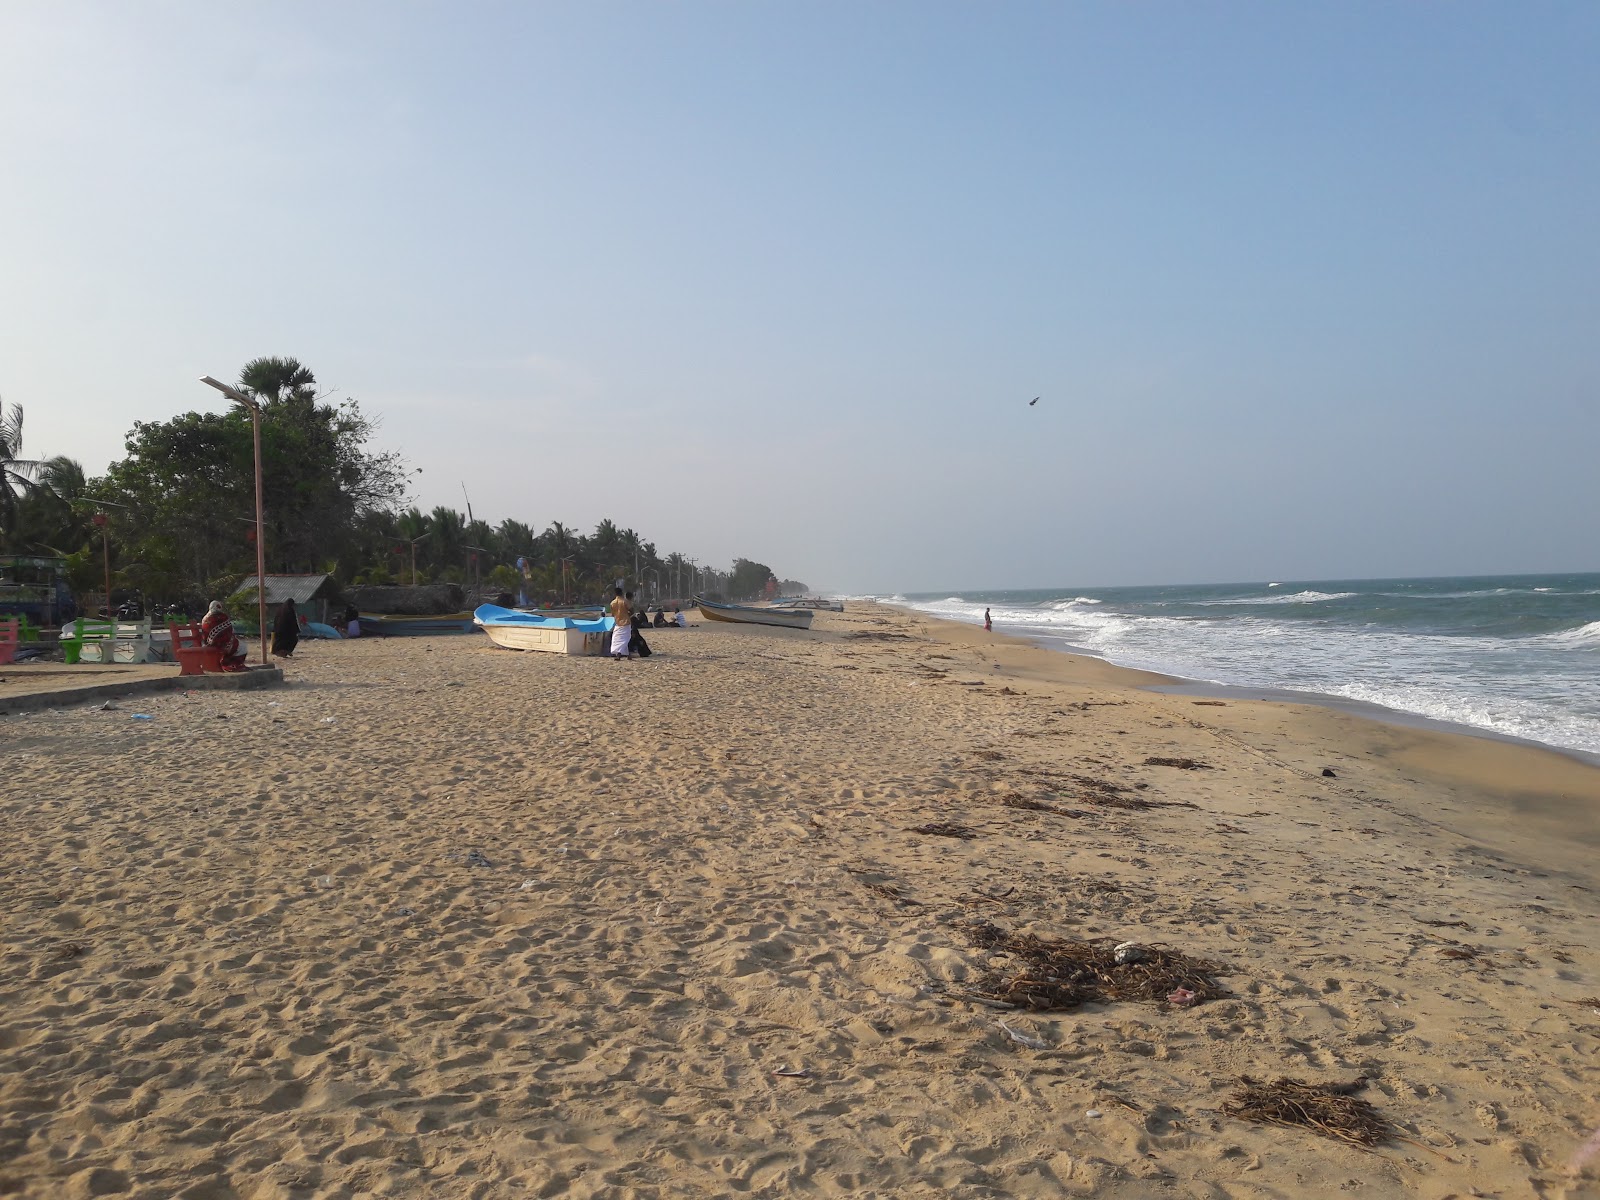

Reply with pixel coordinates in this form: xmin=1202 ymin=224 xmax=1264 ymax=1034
xmin=2 ymin=602 xmax=1597 ymax=1198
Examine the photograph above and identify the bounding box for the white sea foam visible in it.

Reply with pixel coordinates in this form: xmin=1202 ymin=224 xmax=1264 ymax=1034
xmin=1545 ymin=620 xmax=1600 ymax=647
xmin=1196 ymin=595 xmax=1356 ymax=611
xmin=889 ymin=585 xmax=1600 ymax=755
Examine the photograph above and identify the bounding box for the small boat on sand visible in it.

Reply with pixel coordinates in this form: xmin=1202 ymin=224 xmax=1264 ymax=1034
xmin=771 ymin=597 xmax=844 ymax=612
xmin=358 ymin=612 xmax=476 ymax=636
xmin=474 ymin=605 xmax=614 ymax=655
xmin=695 ymin=596 xmax=814 ymax=630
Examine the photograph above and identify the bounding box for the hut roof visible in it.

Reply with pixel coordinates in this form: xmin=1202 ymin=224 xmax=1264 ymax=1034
xmin=237 ymin=574 xmax=340 ymax=606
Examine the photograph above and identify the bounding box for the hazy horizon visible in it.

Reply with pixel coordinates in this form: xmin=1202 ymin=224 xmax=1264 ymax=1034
xmin=4 ymin=3 xmax=1596 ymax=593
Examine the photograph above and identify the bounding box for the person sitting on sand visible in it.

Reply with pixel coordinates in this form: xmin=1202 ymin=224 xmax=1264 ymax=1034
xmin=608 ymin=587 xmax=633 ymax=660
xmin=652 ymin=608 xmax=668 ymax=628
xmin=673 ymin=606 xmax=687 ymax=628
xmin=200 ymin=601 xmax=249 ymax=670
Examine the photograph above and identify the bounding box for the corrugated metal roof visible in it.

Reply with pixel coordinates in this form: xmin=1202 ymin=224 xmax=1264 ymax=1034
xmin=237 ymin=574 xmax=337 ymax=606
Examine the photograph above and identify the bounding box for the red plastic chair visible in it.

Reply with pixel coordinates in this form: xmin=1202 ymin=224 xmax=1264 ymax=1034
xmin=168 ymin=621 xmax=225 ymax=676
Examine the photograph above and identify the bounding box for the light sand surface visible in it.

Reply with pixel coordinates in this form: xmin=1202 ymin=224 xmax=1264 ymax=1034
xmin=2 ymin=603 xmax=1597 ymax=1199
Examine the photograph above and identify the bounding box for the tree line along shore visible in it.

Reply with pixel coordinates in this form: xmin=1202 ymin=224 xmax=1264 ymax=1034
xmin=0 ymin=357 xmax=807 ymax=616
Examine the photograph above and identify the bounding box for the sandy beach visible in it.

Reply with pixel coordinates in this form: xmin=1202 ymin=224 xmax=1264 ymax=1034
xmin=2 ymin=602 xmax=1597 ymax=1199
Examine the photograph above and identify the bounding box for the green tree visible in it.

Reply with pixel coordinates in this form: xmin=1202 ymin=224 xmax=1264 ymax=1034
xmin=0 ymin=401 xmax=43 ymax=546
xmin=97 ymin=359 xmax=412 ymax=600
xmin=14 ymin=456 xmax=92 ymax=555
xmin=728 ymin=558 xmax=775 ymax=601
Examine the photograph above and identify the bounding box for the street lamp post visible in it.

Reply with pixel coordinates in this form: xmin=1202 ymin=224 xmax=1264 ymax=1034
xmin=200 ymin=376 xmax=269 ymax=667
xmin=92 ymin=513 xmax=111 ymax=615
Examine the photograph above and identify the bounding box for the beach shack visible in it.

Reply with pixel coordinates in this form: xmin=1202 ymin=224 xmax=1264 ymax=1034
xmin=235 ymin=573 xmax=344 ymax=628
xmin=0 ymin=556 xmax=74 ymax=628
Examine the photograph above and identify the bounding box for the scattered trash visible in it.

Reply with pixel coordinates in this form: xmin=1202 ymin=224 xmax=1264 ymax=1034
xmin=1322 ymin=768 xmax=1337 ymax=777
xmin=1114 ymin=941 xmax=1149 ymax=965
xmin=465 ymin=850 xmax=493 ymax=868
xmin=316 ymin=875 xmax=333 ymax=887
xmin=997 ymin=1020 xmax=1048 ymax=1049
xmin=908 ymin=822 xmax=978 ymax=839
xmin=395 ymin=905 xmax=417 ymax=917
xmin=95 ymin=701 xmax=117 ymax=711
xmin=321 ymin=717 xmax=336 ymax=724
xmin=1222 ymin=1076 xmax=1387 ymax=1147
xmin=518 ymin=879 xmax=539 ymax=890
xmin=131 ymin=714 xmax=153 ymax=721
xmin=772 ymin=1067 xmax=810 ymax=1078
xmin=1086 ymin=1109 xmax=1103 ymax=1119
xmin=1167 ymin=987 xmax=1198 ymax=1006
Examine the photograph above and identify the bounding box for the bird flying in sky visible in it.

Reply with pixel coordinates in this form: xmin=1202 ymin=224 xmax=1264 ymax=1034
xmin=1029 ymin=396 xmax=1039 ymax=406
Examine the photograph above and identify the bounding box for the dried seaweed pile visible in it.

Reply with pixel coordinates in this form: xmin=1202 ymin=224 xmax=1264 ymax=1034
xmin=910 ymin=822 xmax=977 ymax=839
xmin=1222 ymin=1077 xmax=1388 ymax=1147
xmin=961 ymin=921 xmax=1228 ymax=1010
xmin=1053 ymin=772 xmax=1199 ymax=811
xmin=847 ymin=631 xmax=912 ymax=641
xmin=1143 ymin=756 xmax=1213 ymax=770
xmin=995 ymin=793 xmax=1085 ymax=819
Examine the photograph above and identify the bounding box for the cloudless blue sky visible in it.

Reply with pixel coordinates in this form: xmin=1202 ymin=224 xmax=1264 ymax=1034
xmin=2 ymin=2 xmax=1596 ymax=591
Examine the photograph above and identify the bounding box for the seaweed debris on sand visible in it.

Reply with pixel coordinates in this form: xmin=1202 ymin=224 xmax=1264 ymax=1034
xmin=960 ymin=920 xmax=1229 ymax=1010
xmin=1222 ymin=1076 xmax=1389 ymax=1147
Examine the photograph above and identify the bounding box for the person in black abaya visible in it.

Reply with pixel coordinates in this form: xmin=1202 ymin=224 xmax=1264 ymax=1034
xmin=272 ymin=598 xmax=301 ymax=659
xmin=625 ymin=592 xmax=652 ymax=658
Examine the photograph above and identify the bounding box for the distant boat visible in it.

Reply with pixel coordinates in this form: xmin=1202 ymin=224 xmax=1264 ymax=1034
xmin=474 ymin=604 xmax=614 ymax=655
xmin=695 ymin=596 xmax=814 ymax=629
xmin=771 ymin=597 xmax=843 ymax=612
xmin=358 ymin=612 xmax=476 ymax=636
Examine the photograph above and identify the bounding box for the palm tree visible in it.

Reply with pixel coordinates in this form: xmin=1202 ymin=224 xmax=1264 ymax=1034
xmin=0 ymin=401 xmax=43 ymax=545
xmin=238 ymin=357 xmax=318 ymax=407
xmin=19 ymin=457 xmax=91 ymax=553
xmin=428 ymin=506 xmax=466 ymax=577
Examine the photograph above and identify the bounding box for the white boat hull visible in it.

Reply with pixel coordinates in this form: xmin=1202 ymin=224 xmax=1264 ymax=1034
xmin=481 ymin=622 xmax=610 ymax=656
xmin=696 ymin=597 xmax=814 ymax=629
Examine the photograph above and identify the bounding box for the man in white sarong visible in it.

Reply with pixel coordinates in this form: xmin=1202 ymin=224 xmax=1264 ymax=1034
xmin=608 ymin=587 xmax=633 ymax=659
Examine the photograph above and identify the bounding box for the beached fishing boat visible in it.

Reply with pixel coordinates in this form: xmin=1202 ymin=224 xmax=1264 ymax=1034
xmin=695 ymin=596 xmax=814 ymax=630
xmin=474 ymin=605 xmax=614 ymax=655
xmin=357 ymin=612 xmax=476 ymax=636
xmin=771 ymin=597 xmax=844 ymax=612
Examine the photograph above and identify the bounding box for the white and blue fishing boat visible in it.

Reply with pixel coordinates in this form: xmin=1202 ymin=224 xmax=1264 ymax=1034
xmin=473 ymin=604 xmax=615 ymax=655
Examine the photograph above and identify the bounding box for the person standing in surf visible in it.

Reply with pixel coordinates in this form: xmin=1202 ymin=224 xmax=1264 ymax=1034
xmin=608 ymin=587 xmax=633 ymax=659
xmin=984 ymin=607 xmax=992 ymax=632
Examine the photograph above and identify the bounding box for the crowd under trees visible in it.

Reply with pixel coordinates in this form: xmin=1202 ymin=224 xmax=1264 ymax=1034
xmin=0 ymin=358 xmax=808 ymax=609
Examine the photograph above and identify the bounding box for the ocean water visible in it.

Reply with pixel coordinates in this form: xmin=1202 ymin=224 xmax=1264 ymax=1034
xmin=882 ymin=575 xmax=1600 ymax=757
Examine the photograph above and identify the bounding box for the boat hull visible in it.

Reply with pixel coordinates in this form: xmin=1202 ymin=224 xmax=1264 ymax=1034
xmin=358 ymin=612 xmax=476 ymax=636
xmin=474 ymin=605 xmax=614 ymax=655
xmin=695 ymin=597 xmax=814 ymax=629
xmin=481 ymin=623 xmax=610 ymax=655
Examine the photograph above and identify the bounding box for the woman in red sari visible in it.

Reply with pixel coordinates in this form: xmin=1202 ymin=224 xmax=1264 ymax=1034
xmin=201 ymin=601 xmax=249 ymax=670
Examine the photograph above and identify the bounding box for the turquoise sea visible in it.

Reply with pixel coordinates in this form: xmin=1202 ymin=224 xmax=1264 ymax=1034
xmin=886 ymin=574 xmax=1600 ymax=757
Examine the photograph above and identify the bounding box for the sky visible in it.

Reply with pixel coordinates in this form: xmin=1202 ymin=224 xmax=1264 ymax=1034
xmin=2 ymin=2 xmax=1597 ymax=593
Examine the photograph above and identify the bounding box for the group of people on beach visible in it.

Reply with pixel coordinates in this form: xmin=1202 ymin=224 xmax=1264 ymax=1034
xmin=197 ymin=597 xmax=311 ymax=669
xmin=608 ymin=588 xmax=685 ymax=659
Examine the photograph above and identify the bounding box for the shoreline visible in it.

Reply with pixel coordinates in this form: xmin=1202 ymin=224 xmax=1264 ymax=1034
xmin=4 ymin=604 xmax=1597 ymax=1197
xmin=883 ymin=598 xmax=1600 ymax=768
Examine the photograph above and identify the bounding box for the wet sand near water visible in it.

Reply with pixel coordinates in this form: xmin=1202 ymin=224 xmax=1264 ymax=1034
xmin=1 ymin=603 xmax=1597 ymax=1198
